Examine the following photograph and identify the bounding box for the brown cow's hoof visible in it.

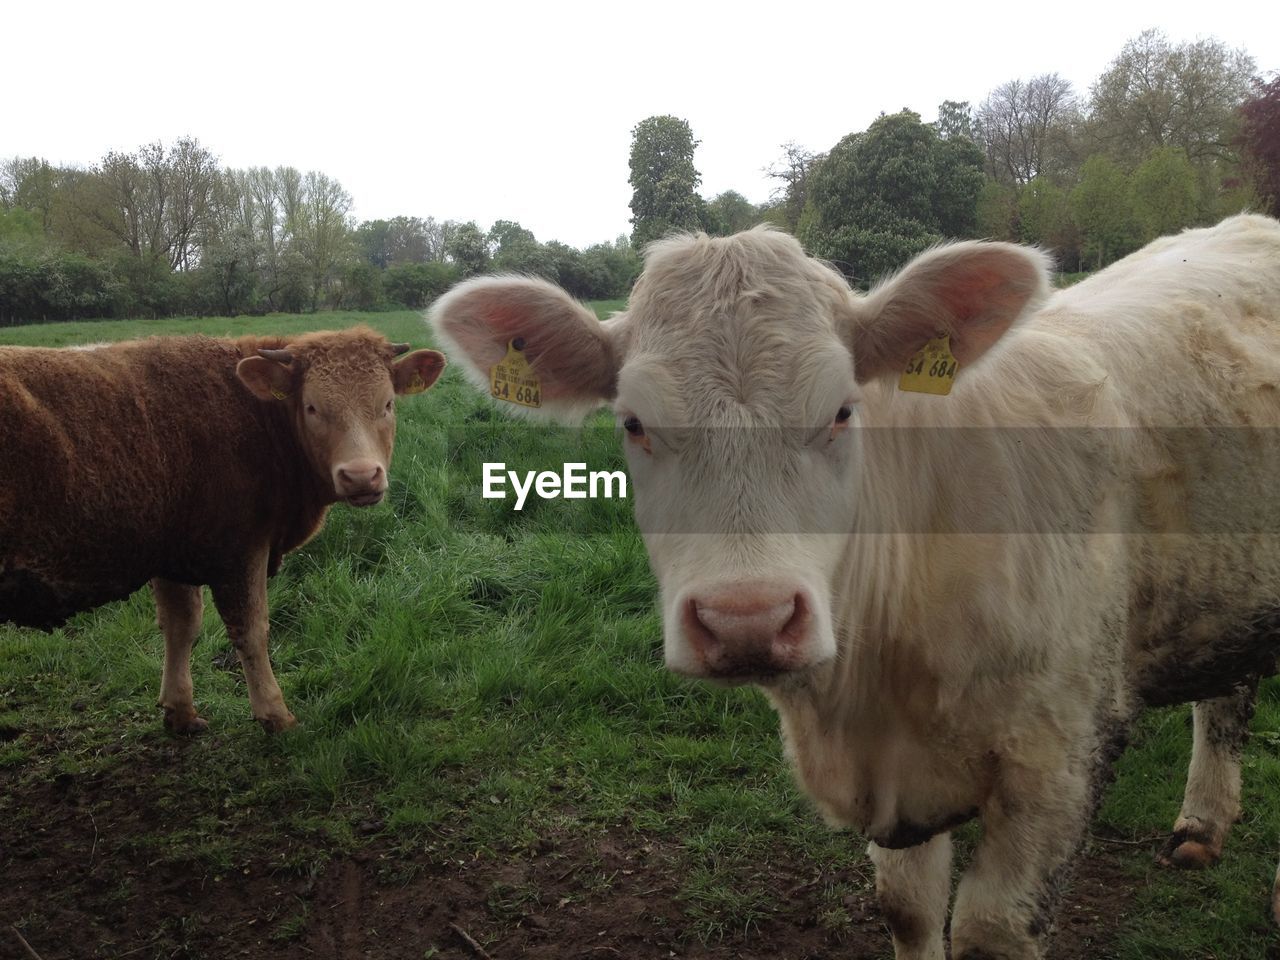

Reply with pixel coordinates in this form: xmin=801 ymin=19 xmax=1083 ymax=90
xmin=256 ymin=712 xmax=298 ymax=734
xmin=163 ymin=708 xmax=209 ymax=736
xmin=1157 ymin=821 xmax=1222 ymax=869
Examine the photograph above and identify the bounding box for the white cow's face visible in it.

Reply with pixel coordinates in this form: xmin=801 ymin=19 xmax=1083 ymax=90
xmin=610 ymin=247 xmax=864 ymax=683
xmin=432 ymin=228 xmax=1048 ymax=686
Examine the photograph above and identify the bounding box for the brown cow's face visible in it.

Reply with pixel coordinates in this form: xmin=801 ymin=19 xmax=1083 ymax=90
xmin=236 ymin=327 xmax=445 ymax=506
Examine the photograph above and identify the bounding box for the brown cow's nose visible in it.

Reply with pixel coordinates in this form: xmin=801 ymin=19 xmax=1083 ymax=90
xmin=683 ymin=582 xmax=812 ymax=679
xmin=334 ymin=460 xmax=386 ymax=504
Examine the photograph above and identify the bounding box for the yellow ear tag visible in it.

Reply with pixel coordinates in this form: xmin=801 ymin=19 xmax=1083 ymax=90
xmin=402 ymin=374 xmax=428 ymax=396
xmin=271 ymin=388 xmax=290 ymax=400
xmin=898 ymin=334 xmax=958 ymax=396
xmin=489 ymin=338 xmax=541 ymax=408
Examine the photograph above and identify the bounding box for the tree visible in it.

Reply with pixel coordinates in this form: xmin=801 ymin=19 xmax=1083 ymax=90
xmin=1088 ymin=30 xmax=1255 ymax=167
xmin=799 ymin=110 xmax=984 ymax=282
xmin=705 ymin=190 xmax=761 ymax=236
xmin=1017 ymin=179 xmax=1080 ymax=268
xmin=1130 ymin=146 xmax=1200 ymax=242
xmin=88 ymin=138 xmax=219 ymax=271
xmin=764 ymin=142 xmax=820 ymax=233
xmin=488 ymin=219 xmax=557 ymax=278
xmin=289 ymin=171 xmax=353 ymax=310
xmin=628 ymin=115 xmax=703 ymax=246
xmin=444 ymin=221 xmax=490 ymax=276
xmin=935 ymin=100 xmax=975 ymax=142
xmin=1238 ymin=74 xmax=1280 ymax=217
xmin=1071 ymin=155 xmax=1137 ymax=268
xmin=976 ymin=74 xmax=1080 ymax=188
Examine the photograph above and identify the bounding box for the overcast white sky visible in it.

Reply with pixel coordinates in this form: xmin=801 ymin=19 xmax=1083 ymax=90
xmin=6 ymin=1 xmax=1278 ymax=249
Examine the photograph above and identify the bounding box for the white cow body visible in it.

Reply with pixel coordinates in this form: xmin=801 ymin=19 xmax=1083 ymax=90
xmin=433 ymin=214 xmax=1280 ymax=959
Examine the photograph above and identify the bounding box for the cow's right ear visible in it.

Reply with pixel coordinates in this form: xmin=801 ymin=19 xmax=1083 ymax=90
xmin=236 ymin=356 xmax=295 ymax=402
xmin=428 ymin=276 xmax=627 ymax=422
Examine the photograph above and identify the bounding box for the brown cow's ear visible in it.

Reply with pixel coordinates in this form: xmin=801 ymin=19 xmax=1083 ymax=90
xmin=846 ymin=241 xmax=1052 ymax=383
xmin=236 ymin=356 xmax=295 ymax=401
xmin=392 ymin=349 xmax=446 ymax=395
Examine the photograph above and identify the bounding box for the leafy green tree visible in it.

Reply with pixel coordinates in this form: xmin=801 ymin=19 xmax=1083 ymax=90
xmin=1130 ymin=146 xmax=1200 ymax=241
xmin=1088 ymin=30 xmax=1254 ymax=167
xmin=290 ymin=171 xmax=353 ymax=310
xmin=705 ymin=190 xmax=762 ymax=236
xmin=936 ymin=100 xmax=976 ymax=142
xmin=1017 ymin=178 xmax=1081 ymax=268
xmin=200 ymin=225 xmax=262 ymax=316
xmin=383 ymin=261 xmax=459 ymax=308
xmin=1071 ymin=155 xmax=1137 ymax=268
xmin=799 ymin=110 xmax=984 ymax=282
xmin=444 ymin=221 xmax=490 ymax=277
xmin=355 ymin=219 xmax=394 ymax=268
xmin=339 ymin=261 xmax=383 ymax=311
xmin=628 ymin=115 xmax=703 ymax=246
xmin=488 ymin=220 xmax=557 ymax=278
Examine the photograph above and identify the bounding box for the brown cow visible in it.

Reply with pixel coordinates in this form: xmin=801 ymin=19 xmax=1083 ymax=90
xmin=0 ymin=326 xmax=445 ymax=733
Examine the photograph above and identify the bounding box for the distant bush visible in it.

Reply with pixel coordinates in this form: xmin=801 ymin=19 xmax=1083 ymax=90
xmin=383 ymin=261 xmax=460 ymax=309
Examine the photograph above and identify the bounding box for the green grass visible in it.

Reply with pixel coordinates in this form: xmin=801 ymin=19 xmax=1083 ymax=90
xmin=2 ymin=307 xmax=1279 ymax=956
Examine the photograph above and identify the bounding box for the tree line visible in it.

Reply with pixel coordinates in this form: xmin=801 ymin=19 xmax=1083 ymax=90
xmin=628 ymin=29 xmax=1279 ymax=284
xmin=3 ymin=28 xmax=1276 ymax=325
xmin=0 ymin=148 xmax=642 ymax=325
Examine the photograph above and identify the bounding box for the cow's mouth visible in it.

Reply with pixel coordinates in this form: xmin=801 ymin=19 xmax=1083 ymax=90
xmin=346 ymin=491 xmax=385 ymax=507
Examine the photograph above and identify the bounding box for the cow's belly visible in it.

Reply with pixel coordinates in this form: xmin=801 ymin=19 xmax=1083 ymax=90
xmin=0 ymin=565 xmax=146 ymax=631
xmin=1134 ymin=607 xmax=1280 ymax=706
xmin=778 ymin=713 xmax=989 ymax=847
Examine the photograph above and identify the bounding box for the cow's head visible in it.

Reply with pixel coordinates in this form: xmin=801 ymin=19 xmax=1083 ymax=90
xmin=236 ymin=326 xmax=445 ymax=506
xmin=431 ymin=229 xmax=1047 ymax=684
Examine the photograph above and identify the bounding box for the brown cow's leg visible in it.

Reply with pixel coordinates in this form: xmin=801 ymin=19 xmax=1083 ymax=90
xmin=869 ymin=833 xmax=951 ymax=960
xmin=153 ymin=578 xmax=208 ymax=734
xmin=1159 ymin=679 xmax=1257 ymax=870
xmin=210 ymin=553 xmax=297 ymax=733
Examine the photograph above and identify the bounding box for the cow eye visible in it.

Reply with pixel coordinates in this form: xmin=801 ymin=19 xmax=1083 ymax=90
xmin=384 ymin=400 xmax=393 ymax=414
xmin=835 ymin=406 xmax=852 ymax=423
xmin=623 ymin=416 xmax=645 ymax=438
xmin=305 ymin=403 xmax=317 ymax=416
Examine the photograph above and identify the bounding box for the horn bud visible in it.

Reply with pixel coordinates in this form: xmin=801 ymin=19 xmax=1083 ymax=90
xmin=390 ymin=342 xmax=412 ymax=356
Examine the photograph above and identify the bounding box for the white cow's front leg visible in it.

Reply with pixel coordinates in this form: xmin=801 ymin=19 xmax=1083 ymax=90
xmin=950 ymin=758 xmax=1093 ymax=960
xmin=869 ymin=832 xmax=952 ymax=960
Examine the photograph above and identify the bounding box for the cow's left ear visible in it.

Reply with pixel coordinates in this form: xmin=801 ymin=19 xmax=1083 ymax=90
xmin=845 ymin=241 xmax=1052 ymax=383
xmin=392 ymin=349 xmax=446 ymax=395
xmin=236 ymin=356 xmax=295 ymax=401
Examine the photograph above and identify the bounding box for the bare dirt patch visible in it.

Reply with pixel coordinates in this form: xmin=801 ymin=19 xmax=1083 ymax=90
xmin=1 ymin=740 xmax=1137 ymax=960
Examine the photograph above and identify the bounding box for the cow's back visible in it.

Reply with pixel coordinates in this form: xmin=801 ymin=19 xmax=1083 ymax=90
xmin=0 ymin=337 xmax=289 ymax=628
xmin=1033 ymin=215 xmax=1280 ymax=700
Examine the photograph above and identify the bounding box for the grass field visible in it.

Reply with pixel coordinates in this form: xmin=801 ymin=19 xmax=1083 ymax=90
xmin=2 ymin=308 xmax=1279 ymax=959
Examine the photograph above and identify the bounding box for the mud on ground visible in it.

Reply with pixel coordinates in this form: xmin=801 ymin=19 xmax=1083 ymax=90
xmin=1 ymin=736 xmax=1133 ymax=960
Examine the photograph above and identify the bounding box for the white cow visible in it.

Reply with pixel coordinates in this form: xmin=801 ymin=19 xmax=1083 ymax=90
xmin=431 ymin=214 xmax=1280 ymax=959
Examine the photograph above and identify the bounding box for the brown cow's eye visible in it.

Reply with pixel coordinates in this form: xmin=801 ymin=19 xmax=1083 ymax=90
xmin=306 ymin=404 xmax=317 ymax=416
xmin=385 ymin=400 xmax=393 ymax=414
xmin=623 ymin=416 xmax=644 ymax=438
xmin=835 ymin=406 xmax=852 ymax=423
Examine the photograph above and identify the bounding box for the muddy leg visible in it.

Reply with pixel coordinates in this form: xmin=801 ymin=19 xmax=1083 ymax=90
xmin=868 ymin=833 xmax=951 ymax=960
xmin=152 ymin=577 xmax=207 ymax=734
xmin=1160 ymin=679 xmax=1257 ymax=870
xmin=209 ymin=552 xmax=296 ymax=733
